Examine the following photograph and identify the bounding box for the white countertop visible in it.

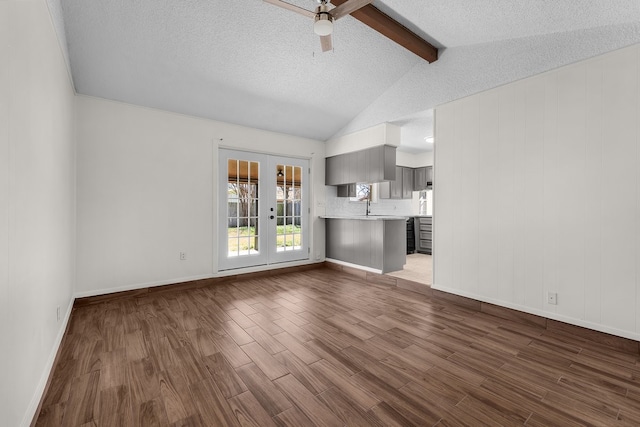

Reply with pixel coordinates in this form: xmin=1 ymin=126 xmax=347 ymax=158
xmin=320 ymin=215 xmax=408 ymax=221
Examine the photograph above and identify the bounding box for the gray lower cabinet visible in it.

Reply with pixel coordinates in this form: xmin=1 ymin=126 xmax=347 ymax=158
xmin=325 ymin=218 xmax=406 ymax=273
xmin=415 ymin=216 xmax=432 ymax=254
xmin=379 ymin=166 xmax=413 ymax=199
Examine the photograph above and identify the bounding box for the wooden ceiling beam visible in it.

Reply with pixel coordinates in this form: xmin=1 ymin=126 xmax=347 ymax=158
xmin=331 ymin=0 xmax=438 ymax=63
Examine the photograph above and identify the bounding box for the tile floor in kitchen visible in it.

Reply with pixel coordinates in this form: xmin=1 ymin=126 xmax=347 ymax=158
xmin=386 ymin=253 xmax=432 ymax=285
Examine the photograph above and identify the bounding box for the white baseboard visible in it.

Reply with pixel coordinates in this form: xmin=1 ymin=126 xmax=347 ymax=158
xmin=432 ymin=284 xmax=640 ymax=343
xmin=325 ymin=258 xmax=383 ymax=274
xmin=21 ymin=297 xmax=74 ymax=427
xmin=74 ymin=260 xmax=325 ymax=300
xmin=74 ymin=273 xmax=215 ymax=299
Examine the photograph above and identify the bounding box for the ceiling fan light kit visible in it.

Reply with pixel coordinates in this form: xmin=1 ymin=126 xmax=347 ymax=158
xmin=314 ymin=11 xmax=334 ymax=36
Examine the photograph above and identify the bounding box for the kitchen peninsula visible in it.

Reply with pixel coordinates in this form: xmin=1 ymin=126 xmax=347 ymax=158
xmin=323 ymin=216 xmax=406 ymax=274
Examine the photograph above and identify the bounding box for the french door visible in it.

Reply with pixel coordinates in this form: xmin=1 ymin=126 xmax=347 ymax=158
xmin=218 ymin=149 xmax=309 ymax=271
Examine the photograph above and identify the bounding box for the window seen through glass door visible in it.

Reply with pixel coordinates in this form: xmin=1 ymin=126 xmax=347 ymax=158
xmin=227 ymin=159 xmax=259 ymax=257
xmin=276 ymin=164 xmax=302 ymax=252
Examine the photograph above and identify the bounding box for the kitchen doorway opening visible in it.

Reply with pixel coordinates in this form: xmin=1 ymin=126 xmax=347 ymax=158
xmin=386 ymin=253 xmax=432 ymax=286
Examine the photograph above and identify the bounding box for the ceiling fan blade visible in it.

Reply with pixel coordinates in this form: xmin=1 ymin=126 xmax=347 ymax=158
xmin=328 ymin=0 xmax=438 ymax=62
xmin=320 ymin=34 xmax=332 ymax=52
xmin=263 ymin=0 xmax=315 ymax=18
xmin=329 ymin=0 xmax=373 ymax=20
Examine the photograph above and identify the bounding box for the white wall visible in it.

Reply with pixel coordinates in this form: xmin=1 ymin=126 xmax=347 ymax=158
xmin=434 ymin=43 xmax=640 ymax=341
xmin=0 ymin=1 xmax=76 ymax=425
xmin=396 ymin=150 xmax=433 ymax=169
xmin=76 ymin=96 xmax=326 ymax=296
xmin=325 ymin=123 xmax=400 ymax=156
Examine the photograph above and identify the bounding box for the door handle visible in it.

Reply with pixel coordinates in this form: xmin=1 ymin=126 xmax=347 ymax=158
xmin=269 ymin=215 xmax=275 ymax=219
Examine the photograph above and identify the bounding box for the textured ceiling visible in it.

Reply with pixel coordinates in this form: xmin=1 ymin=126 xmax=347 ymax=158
xmin=378 ymin=0 xmax=640 ymax=47
xmin=51 ymin=0 xmax=640 ymax=153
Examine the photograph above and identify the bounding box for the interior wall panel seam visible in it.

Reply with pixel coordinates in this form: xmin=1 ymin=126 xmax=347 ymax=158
xmin=598 ymin=57 xmax=603 ymax=325
xmin=476 ymin=94 xmax=481 ymax=298
xmin=596 ymin=58 xmax=603 ymax=325
xmin=582 ymin=61 xmax=589 ymax=323
xmin=636 ymin=44 xmax=640 ymax=334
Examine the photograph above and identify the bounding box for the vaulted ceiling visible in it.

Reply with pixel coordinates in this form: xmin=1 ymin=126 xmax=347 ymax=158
xmin=49 ymin=0 xmax=640 ymax=153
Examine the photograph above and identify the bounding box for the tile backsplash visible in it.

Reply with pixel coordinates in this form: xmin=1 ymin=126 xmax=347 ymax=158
xmin=324 ymin=186 xmax=415 ymax=217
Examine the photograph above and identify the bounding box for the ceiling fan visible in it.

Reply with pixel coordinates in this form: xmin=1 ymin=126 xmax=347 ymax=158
xmin=264 ymin=0 xmax=373 ymax=52
xmin=263 ymin=0 xmax=438 ymax=62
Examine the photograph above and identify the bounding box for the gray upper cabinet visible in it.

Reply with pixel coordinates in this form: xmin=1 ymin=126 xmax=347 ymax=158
xmin=325 ymin=145 xmax=396 ymax=186
xmin=325 ymin=155 xmax=337 ymax=185
xmin=325 ymin=155 xmax=340 ymax=186
xmin=345 ymin=152 xmax=356 ymax=184
xmin=336 ymin=184 xmax=356 ymax=198
xmin=413 ymin=165 xmax=433 ymax=191
xmin=413 ymin=167 xmax=426 ymax=191
xmin=355 ymin=149 xmax=368 ymax=183
xmin=379 ymin=166 xmax=413 ymax=199
xmin=336 ymin=154 xmax=347 ymax=185
xmin=402 ymin=167 xmax=413 ymax=198
xmin=390 ymin=166 xmax=403 ymax=198
xmin=326 ymin=154 xmax=347 ymax=186
xmin=367 ymin=145 xmax=396 ymax=183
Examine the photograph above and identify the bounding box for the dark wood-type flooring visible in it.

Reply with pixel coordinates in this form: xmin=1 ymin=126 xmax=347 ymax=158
xmin=36 ymin=268 xmax=640 ymax=426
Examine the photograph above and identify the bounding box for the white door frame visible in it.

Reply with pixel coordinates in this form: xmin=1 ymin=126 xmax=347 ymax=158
xmin=218 ymin=149 xmax=309 ymax=271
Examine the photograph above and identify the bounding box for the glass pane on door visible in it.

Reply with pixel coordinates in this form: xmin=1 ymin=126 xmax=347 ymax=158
xmin=226 ymin=159 xmax=260 ymax=257
xmin=275 ymin=164 xmax=303 ymax=252
xmin=219 ymin=149 xmax=308 ymax=270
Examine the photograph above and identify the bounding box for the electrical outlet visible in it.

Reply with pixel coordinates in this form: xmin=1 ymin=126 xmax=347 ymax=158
xmin=180 ymin=252 xmax=186 ymax=260
xmin=57 ymin=306 xmax=61 ymax=322
xmin=547 ymin=292 xmax=558 ymax=305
